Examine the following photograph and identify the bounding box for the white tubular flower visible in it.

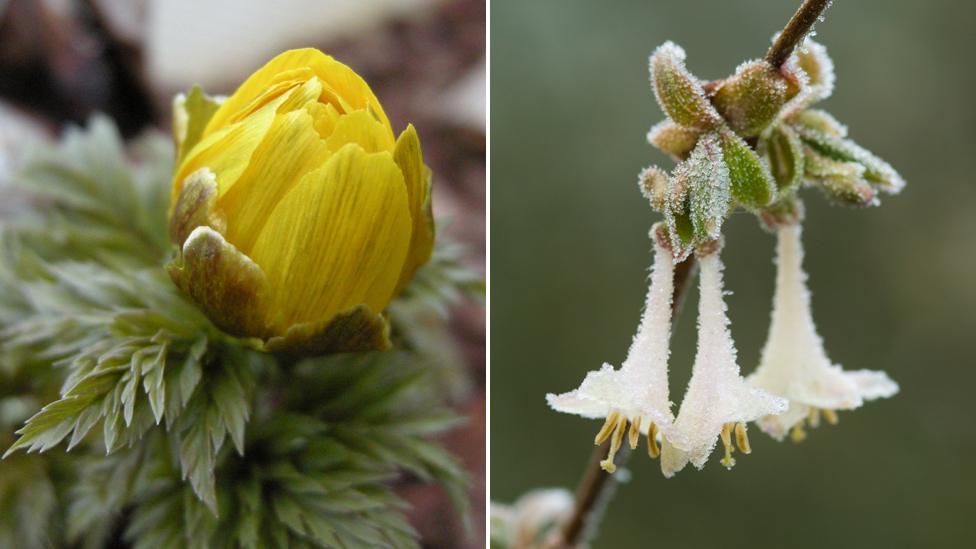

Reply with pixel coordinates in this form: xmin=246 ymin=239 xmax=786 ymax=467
xmin=748 ymin=224 xmax=898 ymax=442
xmin=661 ymin=247 xmax=787 ymax=477
xmin=546 ymin=226 xmax=675 ymax=473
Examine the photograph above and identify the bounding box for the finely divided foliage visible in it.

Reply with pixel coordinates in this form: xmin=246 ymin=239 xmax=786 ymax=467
xmin=0 ymin=117 xmax=477 ymax=548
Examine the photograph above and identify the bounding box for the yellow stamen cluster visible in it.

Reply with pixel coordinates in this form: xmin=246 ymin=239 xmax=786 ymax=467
xmin=719 ymin=422 xmax=752 ymax=469
xmin=790 ymin=407 xmax=840 ymax=443
xmin=594 ymin=411 xmax=663 ymax=473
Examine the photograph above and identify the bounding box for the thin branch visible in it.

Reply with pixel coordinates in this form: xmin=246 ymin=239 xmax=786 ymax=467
xmin=553 ymin=257 xmax=698 ymax=548
xmin=766 ymin=0 xmax=833 ymax=68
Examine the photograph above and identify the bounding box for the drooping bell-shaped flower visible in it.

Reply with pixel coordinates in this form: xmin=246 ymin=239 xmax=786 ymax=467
xmin=546 ymin=225 xmax=676 ymax=473
xmin=747 ymin=224 xmax=898 ymax=441
xmin=661 ymin=245 xmax=787 ymax=477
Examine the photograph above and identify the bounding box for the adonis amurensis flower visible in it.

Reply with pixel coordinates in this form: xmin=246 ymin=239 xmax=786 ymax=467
xmin=167 ymin=48 xmax=434 ymax=353
xmin=548 ymin=36 xmax=902 ymax=477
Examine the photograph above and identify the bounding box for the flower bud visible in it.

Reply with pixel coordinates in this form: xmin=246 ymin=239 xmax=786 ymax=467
xmin=719 ymin=130 xmax=776 ymax=209
xmin=167 ymin=49 xmax=435 ymax=353
xmin=794 ymin=39 xmax=835 ymax=103
xmin=647 ymin=120 xmax=699 ymax=161
xmin=803 ymin=147 xmax=878 ymax=208
xmin=638 ymin=166 xmax=669 ymax=211
xmin=759 ymin=124 xmax=804 ymax=194
xmin=794 ymin=125 xmax=905 ymax=194
xmin=790 ymin=109 xmax=847 ymax=138
xmin=712 ymin=60 xmax=788 ymax=137
xmin=649 ymin=42 xmax=721 ymax=129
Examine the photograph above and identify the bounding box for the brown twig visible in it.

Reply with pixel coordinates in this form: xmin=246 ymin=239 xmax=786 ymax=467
xmin=553 ymin=257 xmax=698 ymax=548
xmin=766 ymin=0 xmax=834 ymax=68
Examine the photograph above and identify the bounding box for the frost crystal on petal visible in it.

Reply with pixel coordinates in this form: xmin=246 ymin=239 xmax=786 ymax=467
xmin=747 ymin=225 xmax=898 ymax=440
xmin=661 ymin=250 xmax=786 ymax=477
xmin=546 ymin=233 xmax=675 ymax=429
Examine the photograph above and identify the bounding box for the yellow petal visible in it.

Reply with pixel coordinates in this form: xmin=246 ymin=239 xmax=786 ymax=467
xmin=171 ymin=88 xmax=296 ymax=203
xmin=392 ymin=124 xmax=435 ymax=291
xmin=305 ymin=101 xmax=342 ymax=139
xmin=249 ymin=144 xmax=411 ymax=331
xmin=218 ymin=108 xmax=332 ymax=255
xmin=204 ymin=48 xmax=391 ymax=137
xmin=324 ymin=109 xmax=396 ymax=154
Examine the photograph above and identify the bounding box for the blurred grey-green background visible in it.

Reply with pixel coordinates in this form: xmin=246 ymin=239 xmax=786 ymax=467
xmin=491 ymin=0 xmax=975 ymax=547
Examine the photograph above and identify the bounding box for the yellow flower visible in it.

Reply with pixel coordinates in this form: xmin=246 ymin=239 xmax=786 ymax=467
xmin=167 ymin=48 xmax=434 ymax=353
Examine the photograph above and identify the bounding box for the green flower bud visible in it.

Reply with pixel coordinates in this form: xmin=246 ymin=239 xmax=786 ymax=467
xmin=712 ymin=60 xmax=788 ymax=137
xmin=650 ymin=42 xmax=722 ymax=129
xmin=790 ymin=109 xmax=847 ymax=138
xmin=647 ymin=120 xmax=700 ymax=161
xmin=760 ymin=124 xmax=804 ymax=194
xmin=719 ymin=130 xmax=776 ymax=209
xmin=803 ymin=146 xmax=878 ymax=208
xmin=639 ymin=166 xmax=669 ymax=211
xmin=795 ymin=125 xmax=905 ymax=194
xmin=795 ymin=39 xmax=835 ymax=102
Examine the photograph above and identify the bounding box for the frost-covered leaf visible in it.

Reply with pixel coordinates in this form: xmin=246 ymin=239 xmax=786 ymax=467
xmin=790 ymin=109 xmax=847 ymax=138
xmin=683 ymin=133 xmax=731 ymax=241
xmin=720 ymin=130 xmax=776 ymax=209
xmin=649 ymin=42 xmax=721 ymax=129
xmin=803 ymin=147 xmax=878 ymax=207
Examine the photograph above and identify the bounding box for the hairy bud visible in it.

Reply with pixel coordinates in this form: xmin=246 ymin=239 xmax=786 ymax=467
xmin=650 ymin=42 xmax=721 ymax=129
xmin=712 ymin=60 xmax=788 ymax=137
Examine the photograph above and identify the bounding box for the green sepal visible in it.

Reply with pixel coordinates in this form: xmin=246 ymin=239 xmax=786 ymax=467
xmin=168 ymin=168 xmax=225 ymax=246
xmin=650 ymin=42 xmax=721 ymax=129
xmin=647 ymin=120 xmax=700 ymax=160
xmin=173 ymin=86 xmax=221 ymax=163
xmin=719 ymin=130 xmax=775 ymax=209
xmin=795 ymin=125 xmax=905 ymax=193
xmin=264 ymin=304 xmax=391 ymax=355
xmin=167 ymin=227 xmax=270 ymax=339
xmin=761 ymin=124 xmax=805 ymax=194
xmin=712 ymin=60 xmax=787 ymax=137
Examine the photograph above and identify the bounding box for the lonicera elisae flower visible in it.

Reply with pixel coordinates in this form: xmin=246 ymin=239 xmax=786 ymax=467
xmin=747 ymin=224 xmax=898 ymax=441
xmin=166 ymin=48 xmax=434 ymax=353
xmin=661 ymin=243 xmax=786 ymax=477
xmin=546 ymin=224 xmax=676 ymax=473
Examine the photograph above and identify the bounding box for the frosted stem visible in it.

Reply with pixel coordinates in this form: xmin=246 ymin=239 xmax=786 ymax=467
xmin=766 ymin=0 xmax=834 ymax=68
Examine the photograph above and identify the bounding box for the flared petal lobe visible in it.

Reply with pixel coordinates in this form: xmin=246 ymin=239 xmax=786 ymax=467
xmin=748 ymin=225 xmax=897 ymax=440
xmin=661 ymin=250 xmax=786 ymax=477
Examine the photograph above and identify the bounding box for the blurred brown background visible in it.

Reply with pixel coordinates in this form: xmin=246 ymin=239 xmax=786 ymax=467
xmin=0 ymin=0 xmax=485 ymax=547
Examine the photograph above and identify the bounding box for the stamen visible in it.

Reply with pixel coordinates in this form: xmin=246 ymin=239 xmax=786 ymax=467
xmin=790 ymin=423 xmax=807 ymax=443
xmin=595 ymin=411 xmax=620 ymax=445
xmin=823 ymin=409 xmax=839 ymax=425
xmin=734 ymin=422 xmax=751 ymax=454
xmin=600 ymin=415 xmax=628 ymax=473
xmin=646 ymin=422 xmax=660 ymax=459
xmin=807 ymin=407 xmax=821 ymax=428
xmin=720 ymin=423 xmax=736 ymax=469
xmin=628 ymin=417 xmax=642 ymax=450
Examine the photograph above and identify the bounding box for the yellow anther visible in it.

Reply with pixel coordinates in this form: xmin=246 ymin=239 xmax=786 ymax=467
xmin=646 ymin=422 xmax=661 ymax=459
xmin=595 ymin=411 xmax=620 ymax=445
xmin=720 ymin=423 xmax=736 ymax=469
xmin=823 ymin=409 xmax=839 ymax=425
xmin=599 ymin=415 xmax=628 ymax=473
xmin=790 ymin=423 xmax=807 ymax=443
xmin=734 ymin=422 xmax=751 ymax=454
xmin=807 ymin=407 xmax=821 ymax=428
xmin=628 ymin=417 xmax=642 ymax=450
